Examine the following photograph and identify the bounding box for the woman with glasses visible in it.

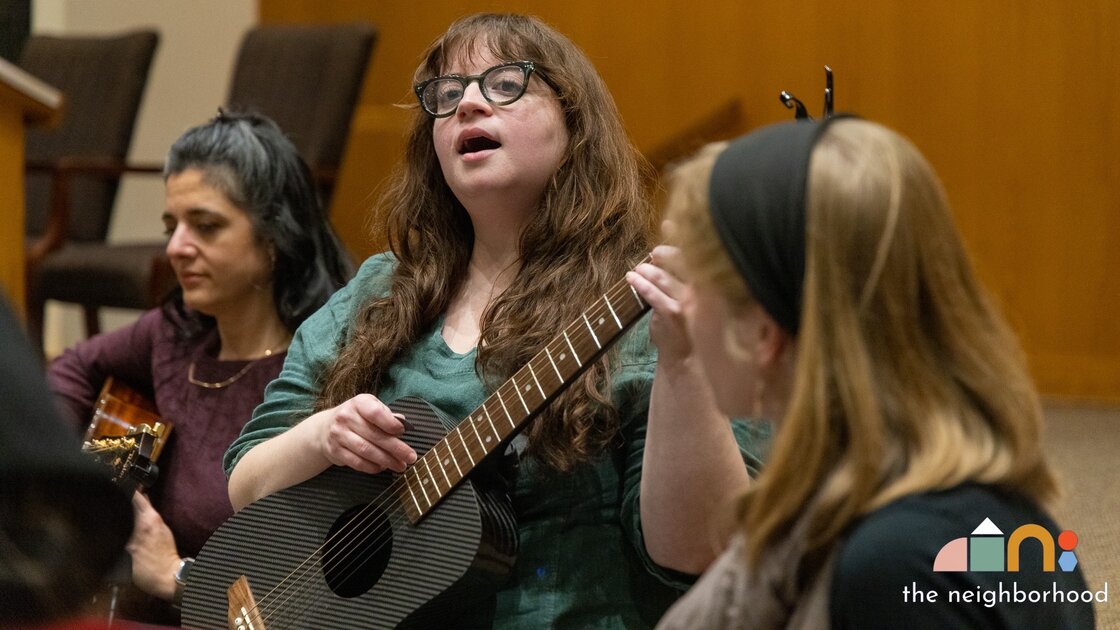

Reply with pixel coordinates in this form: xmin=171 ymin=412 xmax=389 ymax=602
xmin=47 ymin=112 xmax=353 ymax=625
xmin=631 ymin=118 xmax=1094 ymax=628
xmin=225 ymin=12 xmax=764 ymax=628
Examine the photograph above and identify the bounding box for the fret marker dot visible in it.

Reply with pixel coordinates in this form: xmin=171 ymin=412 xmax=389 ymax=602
xmin=423 ymin=478 xmax=429 ymax=484
xmin=525 ymin=383 xmax=531 ymax=391
xmin=599 ymin=317 xmax=605 ymax=325
xmin=559 ymin=353 xmax=566 ymax=361
xmin=443 ymin=458 xmax=450 ymax=466
xmin=485 ymin=436 xmax=492 ymax=443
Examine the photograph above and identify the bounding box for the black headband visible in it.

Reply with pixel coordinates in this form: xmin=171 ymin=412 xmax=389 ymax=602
xmin=708 ymin=117 xmax=846 ymax=335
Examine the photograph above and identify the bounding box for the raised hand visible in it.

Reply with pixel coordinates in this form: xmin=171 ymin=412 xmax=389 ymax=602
xmin=627 ymin=243 xmax=693 ymax=364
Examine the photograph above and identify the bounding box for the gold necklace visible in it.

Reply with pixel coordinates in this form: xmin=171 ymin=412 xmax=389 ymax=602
xmin=187 ymin=345 xmax=282 ymax=390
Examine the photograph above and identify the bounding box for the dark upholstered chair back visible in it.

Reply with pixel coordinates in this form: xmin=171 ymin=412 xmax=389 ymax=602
xmin=226 ymin=23 xmax=375 ymax=205
xmin=30 ymin=23 xmax=374 ymax=349
xmin=20 ymin=31 xmax=158 ymax=243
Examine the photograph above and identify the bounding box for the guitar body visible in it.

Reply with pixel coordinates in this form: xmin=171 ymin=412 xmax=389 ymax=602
xmin=181 ymin=397 xmax=517 ymax=629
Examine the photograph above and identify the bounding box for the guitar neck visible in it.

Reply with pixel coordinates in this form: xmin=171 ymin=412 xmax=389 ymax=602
xmin=399 ymin=264 xmax=651 ymax=522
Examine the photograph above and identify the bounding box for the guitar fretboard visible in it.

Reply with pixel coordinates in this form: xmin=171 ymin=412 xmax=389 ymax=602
xmin=398 ymin=264 xmax=651 ymax=523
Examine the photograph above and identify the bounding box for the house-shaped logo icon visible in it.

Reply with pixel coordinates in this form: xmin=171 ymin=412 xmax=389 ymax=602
xmin=933 ymin=518 xmax=1079 ymax=573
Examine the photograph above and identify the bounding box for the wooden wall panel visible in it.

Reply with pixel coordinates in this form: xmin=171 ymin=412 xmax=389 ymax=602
xmin=262 ymin=0 xmax=1120 ymax=402
xmin=0 ymin=111 xmax=26 ymax=314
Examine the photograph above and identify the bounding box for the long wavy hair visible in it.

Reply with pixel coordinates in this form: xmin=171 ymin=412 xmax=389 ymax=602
xmin=162 ymin=111 xmax=353 ymax=339
xmin=317 ymin=13 xmax=655 ymax=470
xmin=669 ymin=119 xmax=1057 ymax=572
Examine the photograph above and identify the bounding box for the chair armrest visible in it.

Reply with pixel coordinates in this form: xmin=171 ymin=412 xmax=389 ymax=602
xmin=25 ymin=157 xmax=165 ymax=268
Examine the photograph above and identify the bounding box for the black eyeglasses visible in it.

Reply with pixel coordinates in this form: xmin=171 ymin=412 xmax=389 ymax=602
xmin=414 ymin=60 xmax=544 ymax=118
xmin=779 ymin=65 xmax=835 ymax=121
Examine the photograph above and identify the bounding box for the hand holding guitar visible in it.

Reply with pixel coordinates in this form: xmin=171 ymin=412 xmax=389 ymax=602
xmin=317 ymin=393 xmax=416 ymax=475
xmin=229 ymin=394 xmax=417 ymax=512
xmin=127 ymin=492 xmax=181 ymax=602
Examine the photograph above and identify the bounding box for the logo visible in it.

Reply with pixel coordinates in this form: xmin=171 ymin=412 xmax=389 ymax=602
xmin=933 ymin=518 xmax=1079 ymax=572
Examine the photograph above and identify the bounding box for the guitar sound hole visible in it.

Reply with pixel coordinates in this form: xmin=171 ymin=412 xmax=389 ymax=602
xmin=321 ymin=504 xmax=392 ymax=598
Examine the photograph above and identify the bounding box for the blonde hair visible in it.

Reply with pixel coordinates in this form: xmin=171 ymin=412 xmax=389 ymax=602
xmin=743 ymin=118 xmax=1057 ymax=568
xmin=663 ymin=141 xmax=752 ymax=309
xmin=669 ymin=119 xmax=1057 ymax=572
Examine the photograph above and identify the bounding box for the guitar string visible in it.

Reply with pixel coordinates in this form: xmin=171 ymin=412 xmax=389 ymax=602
xmin=253 ymin=262 xmax=650 ymax=624
xmin=255 ymin=284 xmax=644 ymax=626
xmin=280 ymin=284 xmax=654 ymax=623
xmin=252 ymin=284 xmax=644 ymax=626
xmin=238 ymin=259 xmax=652 ymax=623
xmin=255 ymin=311 xmax=613 ymax=626
xmin=260 ymin=314 xmax=617 ymax=627
xmin=244 ymin=281 xmax=646 ymax=625
xmin=262 ymin=288 xmax=649 ymax=627
xmin=252 ymin=347 xmax=585 ymax=625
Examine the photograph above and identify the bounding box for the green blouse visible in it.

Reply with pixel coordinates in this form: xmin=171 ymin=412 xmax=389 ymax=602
xmin=225 ymin=253 xmax=769 ymax=629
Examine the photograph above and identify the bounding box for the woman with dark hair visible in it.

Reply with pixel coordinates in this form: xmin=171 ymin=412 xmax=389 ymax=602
xmin=47 ymin=111 xmax=352 ymax=624
xmin=632 ymin=118 xmax=1094 ymax=628
xmin=224 ymin=13 xmax=763 ymax=628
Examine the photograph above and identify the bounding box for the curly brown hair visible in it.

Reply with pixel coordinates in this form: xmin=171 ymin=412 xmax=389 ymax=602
xmin=316 ymin=13 xmax=655 ymax=470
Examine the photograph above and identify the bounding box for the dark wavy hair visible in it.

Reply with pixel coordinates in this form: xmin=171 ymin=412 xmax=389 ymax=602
xmin=316 ymin=13 xmax=655 ymax=470
xmin=161 ymin=111 xmax=353 ymax=339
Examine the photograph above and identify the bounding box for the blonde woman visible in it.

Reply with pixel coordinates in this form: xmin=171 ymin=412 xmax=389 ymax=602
xmin=629 ymin=118 xmax=1094 ymax=628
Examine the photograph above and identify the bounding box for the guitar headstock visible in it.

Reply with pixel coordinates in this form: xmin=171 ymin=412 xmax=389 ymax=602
xmin=83 ymin=422 xmax=166 ymax=492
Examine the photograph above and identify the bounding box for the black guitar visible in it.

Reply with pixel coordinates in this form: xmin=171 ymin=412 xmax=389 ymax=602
xmin=181 ymin=266 xmax=652 ymax=629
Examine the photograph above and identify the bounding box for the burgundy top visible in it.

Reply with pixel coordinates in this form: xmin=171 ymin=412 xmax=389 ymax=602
xmin=47 ymin=308 xmax=286 ymax=558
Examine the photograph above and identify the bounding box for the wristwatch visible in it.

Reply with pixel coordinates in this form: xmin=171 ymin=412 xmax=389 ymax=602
xmin=173 ymin=557 xmax=195 ymax=608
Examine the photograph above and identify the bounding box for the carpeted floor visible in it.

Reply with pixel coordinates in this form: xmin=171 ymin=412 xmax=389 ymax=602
xmin=1044 ymin=402 xmax=1120 ymax=629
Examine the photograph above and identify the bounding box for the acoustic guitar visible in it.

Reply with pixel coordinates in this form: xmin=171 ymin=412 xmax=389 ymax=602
xmin=81 ymin=378 xmax=171 ymax=623
xmin=84 ymin=376 xmax=172 ymax=462
xmin=181 ymin=265 xmax=652 ymax=629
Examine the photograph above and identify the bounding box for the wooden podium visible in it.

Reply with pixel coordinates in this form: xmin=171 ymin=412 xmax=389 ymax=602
xmin=0 ymin=58 xmax=61 ymax=316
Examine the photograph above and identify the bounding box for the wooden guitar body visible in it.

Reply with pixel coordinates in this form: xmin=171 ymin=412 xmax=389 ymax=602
xmin=85 ymin=376 xmax=171 ymax=460
xmin=181 ymin=397 xmax=517 ymax=630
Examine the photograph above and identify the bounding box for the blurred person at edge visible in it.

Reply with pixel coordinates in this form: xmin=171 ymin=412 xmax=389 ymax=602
xmin=0 ymin=294 xmax=131 ymax=629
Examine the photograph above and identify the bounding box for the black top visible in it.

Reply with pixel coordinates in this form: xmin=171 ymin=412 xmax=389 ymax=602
xmin=830 ymin=484 xmax=1096 ymax=629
